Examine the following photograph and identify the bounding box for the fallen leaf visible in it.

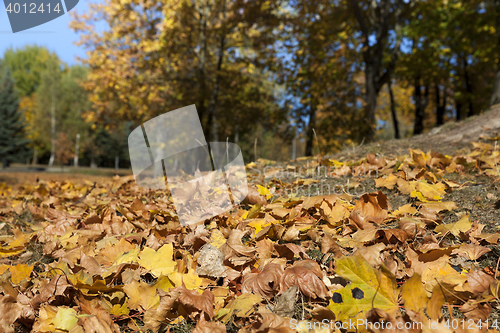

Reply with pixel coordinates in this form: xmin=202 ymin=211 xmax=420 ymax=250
xmin=0 ymin=295 xmax=22 ymax=333
xmin=217 ymin=293 xmax=262 ymax=323
xmin=52 ymin=307 xmax=78 ymax=332
xmin=401 ymin=273 xmax=428 ymax=313
xmin=281 ymin=260 xmax=330 ymax=299
xmin=241 ymin=263 xmax=283 ymax=298
xmin=327 ymin=253 xmax=398 ymax=321
xmin=435 ymin=214 xmax=472 ymax=237
xmin=138 ymin=244 xmax=177 ymax=277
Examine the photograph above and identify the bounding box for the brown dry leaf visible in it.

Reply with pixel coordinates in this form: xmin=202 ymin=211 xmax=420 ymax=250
xmin=375 ymin=173 xmax=399 ymax=190
xmin=99 ymin=238 xmax=137 ymax=264
xmin=271 ymin=285 xmax=297 ymax=318
xmin=250 ymin=311 xmax=294 ymax=333
xmin=111 ymin=175 xmax=135 ymax=193
xmin=255 ymin=238 xmax=277 ymax=259
xmin=420 ymin=201 xmax=458 ymax=215
xmin=241 ymin=263 xmax=283 ymax=298
xmin=399 ymin=217 xmax=425 ymax=237
xmin=31 ymin=274 xmax=72 ymax=310
xmin=452 ymin=243 xmax=491 ymax=260
xmin=77 ymin=297 xmax=120 ymax=333
xmin=365 ymin=308 xmax=417 ymax=333
xmin=366 ymin=153 xmax=387 ymax=168
xmin=350 ymin=191 xmax=390 ymax=227
xmin=220 ymin=229 xmax=256 ymax=258
xmin=174 ymin=284 xmax=215 ymax=319
xmin=467 ymin=271 xmax=495 ymax=295
xmin=244 ymin=186 xmax=267 ymax=205
xmin=274 ymin=243 xmax=309 ymax=260
xmin=378 ymin=229 xmax=411 ymax=244
xmin=357 ymin=243 xmax=386 ymax=267
xmin=193 ymin=314 xmax=227 ymax=333
xmin=460 ymin=301 xmax=492 ymax=321
xmin=143 ymin=290 xmax=178 ymax=332
xmin=320 ymin=233 xmax=344 ymax=258
xmin=80 ymin=253 xmax=104 ymax=275
xmin=319 ymin=200 xmax=345 ymax=226
xmin=0 ymin=295 xmax=22 ymax=333
xmin=280 ymin=260 xmax=330 ymax=299
xmin=43 ymin=208 xmax=79 ymax=238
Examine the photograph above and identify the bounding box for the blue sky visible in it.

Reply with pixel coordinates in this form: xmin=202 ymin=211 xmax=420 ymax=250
xmin=0 ymin=0 xmax=91 ymax=64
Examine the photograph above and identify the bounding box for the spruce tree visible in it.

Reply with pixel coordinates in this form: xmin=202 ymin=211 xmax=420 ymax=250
xmin=0 ymin=63 xmax=30 ymax=167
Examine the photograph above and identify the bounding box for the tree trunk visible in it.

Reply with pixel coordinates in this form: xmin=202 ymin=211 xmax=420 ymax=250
xmin=490 ymin=0 xmax=500 ymax=106
xmin=90 ymin=155 xmax=97 ymax=169
xmin=206 ymin=0 xmax=227 ymax=144
xmin=305 ymin=101 xmax=317 ymax=156
xmin=234 ymin=125 xmax=239 ymax=144
xmin=363 ymin=64 xmax=378 ymax=140
xmin=197 ymin=0 xmax=209 ymax=136
xmin=435 ymin=84 xmax=446 ymax=126
xmin=31 ymin=148 xmax=38 ymax=165
xmin=462 ymin=55 xmax=474 ymax=117
xmin=74 ymin=133 xmax=80 ymax=167
xmin=388 ymin=81 xmax=400 ymax=139
xmin=48 ymin=87 xmax=56 ymax=166
xmin=456 ymin=100 xmax=463 ymax=121
xmin=413 ymin=75 xmax=429 ymax=135
xmin=349 ymin=0 xmax=405 ymax=142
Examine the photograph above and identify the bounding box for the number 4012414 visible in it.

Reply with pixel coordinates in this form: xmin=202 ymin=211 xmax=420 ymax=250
xmin=5 ymin=2 xmax=61 ymax=14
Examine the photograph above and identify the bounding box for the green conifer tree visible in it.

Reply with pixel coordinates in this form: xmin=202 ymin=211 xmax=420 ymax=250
xmin=0 ymin=63 xmax=30 ymax=167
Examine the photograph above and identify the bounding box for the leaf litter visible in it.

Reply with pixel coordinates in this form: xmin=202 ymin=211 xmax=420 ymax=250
xmin=0 ymin=143 xmax=499 ymax=332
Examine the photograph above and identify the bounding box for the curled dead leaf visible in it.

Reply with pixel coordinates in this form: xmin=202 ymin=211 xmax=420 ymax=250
xmin=241 ymin=263 xmax=283 ymax=298
xmin=192 ymin=314 xmax=227 ymax=333
xmin=243 ymin=186 xmax=267 ymax=205
xmin=467 ymin=270 xmax=495 ymax=295
xmin=460 ymin=301 xmax=491 ymax=321
xmin=173 ymin=284 xmax=215 ymax=319
xmin=367 ymin=153 xmax=387 ymax=168
xmin=280 ymin=260 xmax=330 ymax=299
xmin=350 ymin=191 xmax=390 ymax=228
xmin=0 ymin=295 xmax=22 ymax=333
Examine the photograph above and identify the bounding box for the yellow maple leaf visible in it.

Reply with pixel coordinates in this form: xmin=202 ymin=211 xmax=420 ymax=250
xmin=401 ymin=273 xmax=428 ymax=313
xmin=256 ymin=184 xmax=272 ymax=199
xmin=123 ymin=280 xmax=160 ymax=310
xmin=412 ymin=180 xmax=446 ymax=201
xmin=182 ymin=269 xmax=202 ymax=290
xmin=34 ymin=305 xmax=58 ymax=332
xmin=327 ymin=253 xmax=399 ymax=322
xmin=138 ymin=244 xmax=176 ymax=277
xmin=435 ymin=214 xmax=472 ymax=237
xmin=375 ymin=173 xmax=398 ymax=190
xmin=217 ymin=293 xmax=262 ymax=324
xmin=209 ymin=229 xmax=227 ymax=248
xmin=113 ymin=248 xmax=140 ymax=265
xmin=10 ymin=264 xmax=33 ymax=284
xmin=52 ymin=307 xmax=78 ymax=332
xmin=247 ymin=219 xmax=271 ymax=237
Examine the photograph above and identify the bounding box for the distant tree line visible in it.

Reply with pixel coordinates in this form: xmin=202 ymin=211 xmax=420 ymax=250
xmin=2 ymin=0 xmax=500 ymax=167
xmin=0 ymin=46 xmax=130 ymax=168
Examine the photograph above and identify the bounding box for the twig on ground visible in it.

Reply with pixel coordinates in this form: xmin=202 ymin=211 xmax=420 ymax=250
xmin=71 ymin=181 xmax=96 ymax=206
